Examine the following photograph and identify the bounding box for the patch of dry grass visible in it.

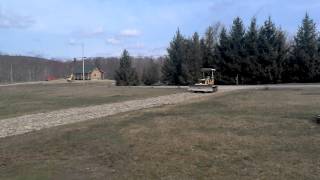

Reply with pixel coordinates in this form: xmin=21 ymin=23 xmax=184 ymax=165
xmin=0 ymin=88 xmax=319 ymax=179
xmin=0 ymin=83 xmax=184 ymax=119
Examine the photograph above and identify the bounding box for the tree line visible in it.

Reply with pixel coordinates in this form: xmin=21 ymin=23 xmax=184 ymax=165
xmin=0 ymin=54 xmax=162 ymax=84
xmin=0 ymin=55 xmax=68 ymax=83
xmin=162 ymin=14 xmax=320 ymax=85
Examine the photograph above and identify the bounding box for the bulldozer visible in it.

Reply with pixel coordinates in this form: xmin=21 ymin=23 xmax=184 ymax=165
xmin=188 ymin=68 xmax=218 ymax=93
xmin=66 ymin=74 xmax=74 ymax=82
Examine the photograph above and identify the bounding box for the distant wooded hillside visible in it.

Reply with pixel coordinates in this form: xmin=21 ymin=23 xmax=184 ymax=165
xmin=0 ymin=55 xmax=163 ymax=84
xmin=0 ymin=55 xmax=69 ymax=83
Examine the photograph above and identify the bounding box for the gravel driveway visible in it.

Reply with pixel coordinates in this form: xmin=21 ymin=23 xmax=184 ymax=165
xmin=1 ymin=84 xmax=319 ymax=139
xmin=0 ymin=92 xmax=225 ymax=138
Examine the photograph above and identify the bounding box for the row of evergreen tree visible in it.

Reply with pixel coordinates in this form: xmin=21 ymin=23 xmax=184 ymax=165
xmin=162 ymin=14 xmax=320 ymax=85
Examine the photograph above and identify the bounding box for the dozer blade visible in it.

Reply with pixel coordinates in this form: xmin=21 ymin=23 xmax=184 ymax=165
xmin=188 ymin=85 xmax=218 ymax=93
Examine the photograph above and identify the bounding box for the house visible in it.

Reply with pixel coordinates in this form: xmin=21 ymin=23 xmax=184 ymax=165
xmin=73 ymin=64 xmax=104 ymax=80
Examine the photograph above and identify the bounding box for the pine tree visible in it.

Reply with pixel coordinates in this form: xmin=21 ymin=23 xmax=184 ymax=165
xmin=200 ymin=37 xmax=206 ymax=64
xmin=216 ymin=27 xmax=233 ymax=84
xmin=274 ymin=24 xmax=288 ymax=84
xmin=162 ymin=29 xmax=190 ymax=85
xmin=114 ymin=50 xmax=140 ymax=86
xmin=142 ymin=60 xmax=160 ymax=85
xmin=94 ymin=58 xmax=102 ymax=69
xmin=244 ymin=17 xmax=259 ymax=84
xmin=229 ymin=17 xmax=245 ymax=84
xmin=186 ymin=32 xmax=202 ymax=83
xmin=291 ymin=13 xmax=319 ymax=82
xmin=317 ymin=36 xmax=320 ymax=79
xmin=318 ymin=36 xmax=320 ymax=55
xmin=202 ymin=26 xmax=216 ymax=68
xmin=257 ymin=17 xmax=287 ymax=83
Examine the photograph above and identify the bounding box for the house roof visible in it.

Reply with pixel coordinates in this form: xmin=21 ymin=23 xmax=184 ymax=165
xmin=74 ymin=64 xmax=103 ymax=74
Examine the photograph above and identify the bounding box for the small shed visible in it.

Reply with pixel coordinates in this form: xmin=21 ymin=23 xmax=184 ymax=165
xmin=73 ymin=64 xmax=104 ymax=80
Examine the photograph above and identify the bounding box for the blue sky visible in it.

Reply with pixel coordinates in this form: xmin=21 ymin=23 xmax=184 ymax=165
xmin=0 ymin=0 xmax=319 ymax=59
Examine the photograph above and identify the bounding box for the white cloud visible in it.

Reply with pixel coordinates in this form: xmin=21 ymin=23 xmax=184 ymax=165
xmin=120 ymin=29 xmax=141 ymax=37
xmin=106 ymin=37 xmax=121 ymax=45
xmin=0 ymin=8 xmax=35 ymax=29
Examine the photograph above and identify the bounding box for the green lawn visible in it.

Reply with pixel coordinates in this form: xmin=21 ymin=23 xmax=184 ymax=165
xmin=0 ymin=88 xmax=319 ymax=179
xmin=0 ymin=83 xmax=184 ymax=120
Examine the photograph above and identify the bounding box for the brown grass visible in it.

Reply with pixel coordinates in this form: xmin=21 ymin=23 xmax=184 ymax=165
xmin=0 ymin=88 xmax=319 ymax=179
xmin=0 ymin=82 xmax=184 ymax=120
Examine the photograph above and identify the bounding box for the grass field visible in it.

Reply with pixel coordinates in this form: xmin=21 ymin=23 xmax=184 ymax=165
xmin=0 ymin=83 xmax=184 ymax=120
xmin=0 ymin=88 xmax=319 ymax=179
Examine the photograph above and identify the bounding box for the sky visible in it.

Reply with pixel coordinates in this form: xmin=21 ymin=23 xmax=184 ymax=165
xmin=0 ymin=0 xmax=320 ymax=59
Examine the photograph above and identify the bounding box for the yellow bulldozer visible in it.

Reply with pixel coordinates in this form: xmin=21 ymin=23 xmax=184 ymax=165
xmin=188 ymin=68 xmax=218 ymax=93
xmin=66 ymin=74 xmax=74 ymax=82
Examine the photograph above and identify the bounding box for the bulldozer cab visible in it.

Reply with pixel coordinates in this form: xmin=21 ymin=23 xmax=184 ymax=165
xmin=198 ymin=78 xmax=213 ymax=85
xmin=198 ymin=68 xmax=215 ymax=85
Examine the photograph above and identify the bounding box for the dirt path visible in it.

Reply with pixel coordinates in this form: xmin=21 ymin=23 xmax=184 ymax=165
xmin=0 ymin=91 xmax=231 ymax=139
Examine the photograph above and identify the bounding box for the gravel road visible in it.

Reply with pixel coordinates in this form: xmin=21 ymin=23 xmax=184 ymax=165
xmin=1 ymin=84 xmax=319 ymax=139
xmin=0 ymin=92 xmax=223 ymax=138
